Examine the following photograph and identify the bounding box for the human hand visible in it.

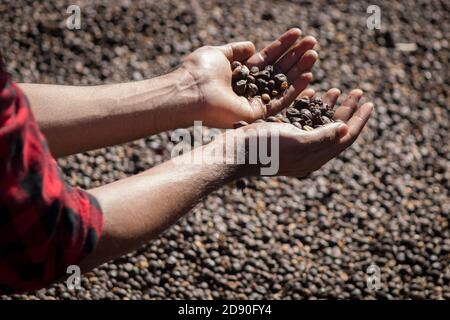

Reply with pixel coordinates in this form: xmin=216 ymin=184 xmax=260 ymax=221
xmin=181 ymin=28 xmax=318 ymax=128
xmin=231 ymin=88 xmax=373 ymax=177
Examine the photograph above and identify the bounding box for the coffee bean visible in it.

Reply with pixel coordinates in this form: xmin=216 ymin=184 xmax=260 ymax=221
xmin=261 ymin=93 xmax=271 ymax=104
xmin=246 ymin=83 xmax=258 ymax=97
xmin=303 ymin=125 xmax=314 ymax=131
xmin=240 ymin=65 xmax=250 ymax=78
xmin=324 ymin=110 xmax=334 ymax=119
xmin=300 ymin=109 xmax=313 ymax=119
xmin=232 ymin=66 xmax=242 ymax=80
xmin=294 ymin=97 xmax=310 ymax=110
xmin=292 ymin=122 xmax=303 ymax=129
xmin=264 ymin=65 xmax=274 ymax=73
xmin=256 ymin=78 xmax=268 ymax=91
xmin=233 ymin=79 xmax=247 ymax=95
xmin=311 ymin=97 xmax=322 ymax=105
xmin=257 ymin=70 xmax=271 ymax=81
xmin=274 ymin=73 xmax=287 ymax=84
xmin=321 ymin=116 xmax=332 ymax=124
xmin=250 ymin=66 xmax=259 ymax=74
xmin=231 ymin=61 xmax=242 ymax=70
xmin=286 ymin=108 xmax=300 ymax=117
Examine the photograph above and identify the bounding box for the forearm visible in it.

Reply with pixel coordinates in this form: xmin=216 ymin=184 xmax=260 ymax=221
xmin=80 ymin=142 xmax=244 ymax=270
xmin=20 ymin=68 xmax=200 ymax=157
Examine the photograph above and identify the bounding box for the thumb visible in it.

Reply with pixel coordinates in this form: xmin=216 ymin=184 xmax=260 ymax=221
xmin=216 ymin=41 xmax=256 ymax=62
xmin=308 ymin=122 xmax=348 ymax=147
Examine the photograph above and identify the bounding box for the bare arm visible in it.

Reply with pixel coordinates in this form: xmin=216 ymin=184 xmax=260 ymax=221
xmin=80 ymin=141 xmax=243 ymax=270
xmin=20 ymin=69 xmax=200 ymax=157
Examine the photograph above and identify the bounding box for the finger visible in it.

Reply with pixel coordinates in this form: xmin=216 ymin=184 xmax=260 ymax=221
xmin=275 ymin=36 xmax=317 ymax=74
xmin=340 ymin=102 xmax=374 ymax=146
xmin=265 ymin=72 xmax=313 ymax=116
xmin=286 ymin=50 xmax=318 ymax=82
xmin=298 ymin=88 xmax=315 ymax=99
xmin=246 ymin=28 xmax=302 ymax=68
xmin=309 ymin=122 xmax=348 ymax=146
xmin=216 ymin=41 xmax=256 ymax=62
xmin=333 ymin=89 xmax=363 ymax=122
xmin=322 ymin=88 xmax=341 ymax=107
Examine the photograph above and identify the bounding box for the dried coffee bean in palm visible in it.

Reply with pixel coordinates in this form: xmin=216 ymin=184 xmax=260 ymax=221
xmin=233 ymin=79 xmax=247 ymax=95
xmin=266 ymin=116 xmax=279 ymax=122
xmin=300 ymin=108 xmax=313 ymax=119
xmin=294 ymin=97 xmax=310 ymax=110
xmin=280 ymin=81 xmax=289 ymax=90
xmin=240 ymin=65 xmax=250 ymax=78
xmin=273 ymin=73 xmax=287 ymax=85
xmin=262 ymin=86 xmax=270 ymax=94
xmin=319 ymin=104 xmax=328 ymax=114
xmin=256 ymin=78 xmax=268 ymax=91
xmin=286 ymin=107 xmax=300 ymax=117
xmin=324 ymin=109 xmax=334 ymax=119
xmin=231 ymin=60 xmax=242 ymax=70
xmin=247 ymin=75 xmax=255 ymax=84
xmin=303 ymin=125 xmax=314 ymax=131
xmin=233 ymin=120 xmax=249 ymax=129
xmin=268 ymin=79 xmax=276 ymax=90
xmin=264 ymin=65 xmax=274 ymax=73
xmin=232 ymin=66 xmax=243 ymax=80
xmin=232 ymin=65 xmax=249 ymax=81
xmin=271 ymin=90 xmax=279 ymax=97
xmin=311 ymin=97 xmax=323 ymax=105
xmin=255 ymin=119 xmax=265 ymax=123
xmin=257 ymin=70 xmax=271 ymax=80
xmin=301 ymin=116 xmax=312 ymax=126
xmin=250 ymin=66 xmax=259 ymax=74
xmin=292 ymin=121 xmax=303 ymax=129
xmin=246 ymin=83 xmax=258 ymax=97
xmin=321 ymin=116 xmax=332 ymax=124
xmin=311 ymin=107 xmax=322 ymax=124
xmin=261 ymin=93 xmax=271 ymax=104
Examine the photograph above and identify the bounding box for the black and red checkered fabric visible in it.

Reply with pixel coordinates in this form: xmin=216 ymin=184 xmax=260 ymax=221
xmin=0 ymin=62 xmax=103 ymax=293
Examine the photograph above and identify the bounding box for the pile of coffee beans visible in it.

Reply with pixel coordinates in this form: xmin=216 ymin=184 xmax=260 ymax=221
xmin=231 ymin=59 xmax=335 ymax=131
xmin=2 ymin=0 xmax=448 ymax=301
xmin=231 ymin=61 xmax=289 ymax=104
xmin=233 ymin=96 xmax=335 ymax=131
xmin=282 ymin=96 xmax=335 ymax=130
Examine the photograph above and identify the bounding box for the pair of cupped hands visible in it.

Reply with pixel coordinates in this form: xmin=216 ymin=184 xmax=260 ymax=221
xmin=179 ymin=28 xmax=373 ymax=176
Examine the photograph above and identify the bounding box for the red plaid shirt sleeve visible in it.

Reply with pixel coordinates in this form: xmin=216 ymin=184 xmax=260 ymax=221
xmin=0 ymin=65 xmax=103 ymax=293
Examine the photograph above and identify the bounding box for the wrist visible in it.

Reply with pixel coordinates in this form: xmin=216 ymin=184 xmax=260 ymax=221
xmin=169 ymin=67 xmax=204 ymax=126
xmin=200 ymin=130 xmax=259 ymax=179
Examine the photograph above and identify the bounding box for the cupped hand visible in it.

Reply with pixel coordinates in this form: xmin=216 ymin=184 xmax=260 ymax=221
xmin=181 ymin=28 xmax=318 ymax=128
xmin=235 ymin=88 xmax=373 ymax=177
